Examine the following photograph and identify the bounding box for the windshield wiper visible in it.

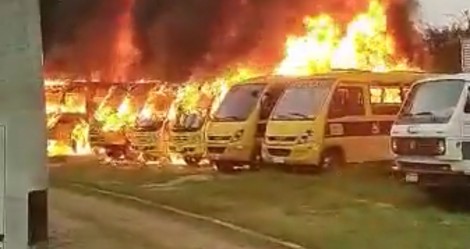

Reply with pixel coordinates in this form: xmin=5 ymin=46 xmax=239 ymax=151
xmin=274 ymin=112 xmax=311 ymax=120
xmin=217 ymin=115 xmax=242 ymax=121
xmin=413 ymin=111 xmax=435 ymax=116
xmin=287 ymin=112 xmax=311 ymax=119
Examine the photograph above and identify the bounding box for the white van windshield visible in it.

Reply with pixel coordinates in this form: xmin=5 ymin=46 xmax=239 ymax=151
xmin=397 ymin=79 xmax=465 ymax=124
xmin=271 ymin=85 xmax=330 ymax=120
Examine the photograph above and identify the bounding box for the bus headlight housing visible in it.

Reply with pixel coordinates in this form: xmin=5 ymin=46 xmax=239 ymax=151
xmin=437 ymin=139 xmax=446 ymax=155
xmin=297 ymin=130 xmax=314 ymax=144
xmin=391 ymin=138 xmax=398 ymax=153
xmin=231 ymin=129 xmax=244 ymax=142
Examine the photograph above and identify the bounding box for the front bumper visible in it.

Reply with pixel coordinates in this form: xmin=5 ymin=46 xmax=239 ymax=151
xmin=169 ymin=143 xmax=205 ymax=157
xmin=394 ymin=156 xmax=470 ymax=187
xmin=394 ymin=155 xmax=469 ymax=174
xmin=261 ymin=143 xmax=321 ymax=166
xmin=206 ymin=143 xmax=252 ymax=162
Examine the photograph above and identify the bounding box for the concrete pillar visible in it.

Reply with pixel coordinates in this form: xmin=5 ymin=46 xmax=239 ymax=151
xmin=0 ymin=0 xmax=47 ymax=248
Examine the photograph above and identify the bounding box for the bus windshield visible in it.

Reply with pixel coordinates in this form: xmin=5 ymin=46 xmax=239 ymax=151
xmin=135 ymin=118 xmax=165 ymax=131
xmin=271 ymin=85 xmax=330 ymax=120
xmin=171 ymin=113 xmax=205 ymax=132
xmin=212 ymin=83 xmax=266 ymax=122
xmin=397 ymin=79 xmax=465 ymax=124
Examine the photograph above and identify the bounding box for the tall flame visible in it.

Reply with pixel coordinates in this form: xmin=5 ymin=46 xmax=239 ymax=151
xmin=276 ymin=0 xmax=415 ymax=76
xmin=112 ymin=0 xmax=140 ymax=82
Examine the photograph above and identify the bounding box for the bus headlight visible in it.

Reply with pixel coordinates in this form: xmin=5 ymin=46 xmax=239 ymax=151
xmin=391 ymin=139 xmax=398 ymax=153
xmin=297 ymin=132 xmax=314 ymax=144
xmin=231 ymin=129 xmax=244 ymax=142
xmin=437 ymin=139 xmax=446 ymax=155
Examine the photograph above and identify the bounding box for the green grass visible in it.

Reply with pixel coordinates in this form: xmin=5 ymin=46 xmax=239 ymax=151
xmin=51 ymin=162 xmax=470 ymax=249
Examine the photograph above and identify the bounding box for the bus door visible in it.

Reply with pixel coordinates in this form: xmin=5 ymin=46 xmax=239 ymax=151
xmin=0 ymin=125 xmax=5 ymax=246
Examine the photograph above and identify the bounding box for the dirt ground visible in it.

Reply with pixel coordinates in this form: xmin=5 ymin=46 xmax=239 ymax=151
xmin=49 ymin=188 xmax=274 ymax=249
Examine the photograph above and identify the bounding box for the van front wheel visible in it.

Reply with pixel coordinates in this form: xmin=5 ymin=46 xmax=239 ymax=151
xmin=215 ymin=162 xmax=236 ymax=173
xmin=319 ymin=149 xmax=344 ymax=171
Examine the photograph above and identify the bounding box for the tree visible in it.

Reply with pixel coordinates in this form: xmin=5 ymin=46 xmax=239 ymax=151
xmin=423 ymin=10 xmax=470 ymax=73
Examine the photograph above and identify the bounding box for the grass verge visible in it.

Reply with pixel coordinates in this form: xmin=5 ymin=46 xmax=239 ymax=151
xmin=51 ymin=162 xmax=470 ymax=249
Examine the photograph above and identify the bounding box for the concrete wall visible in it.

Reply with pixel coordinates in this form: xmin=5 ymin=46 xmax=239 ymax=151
xmin=0 ymin=0 xmax=47 ymax=248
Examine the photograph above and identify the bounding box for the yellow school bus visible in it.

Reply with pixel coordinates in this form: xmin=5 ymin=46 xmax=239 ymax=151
xmin=168 ymin=111 xmax=207 ymax=166
xmin=89 ymin=83 xmax=154 ymax=159
xmin=205 ymin=76 xmax=289 ymax=172
xmin=168 ymin=91 xmax=213 ymax=166
xmin=128 ymin=85 xmax=175 ymax=161
xmin=262 ymin=70 xmax=432 ymax=171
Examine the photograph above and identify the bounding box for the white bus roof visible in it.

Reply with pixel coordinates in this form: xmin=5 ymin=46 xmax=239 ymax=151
xmin=413 ymin=73 xmax=470 ymax=85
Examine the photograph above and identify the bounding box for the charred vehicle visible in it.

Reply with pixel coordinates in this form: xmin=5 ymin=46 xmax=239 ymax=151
xmin=46 ymin=83 xmax=89 ymax=156
xmin=89 ymin=83 xmax=154 ymax=159
xmin=127 ymin=86 xmax=175 ymax=161
xmin=167 ymin=85 xmax=214 ymax=166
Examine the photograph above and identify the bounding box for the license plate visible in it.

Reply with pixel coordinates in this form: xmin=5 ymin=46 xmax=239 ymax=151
xmin=273 ymin=157 xmax=285 ymax=164
xmin=405 ymin=173 xmax=419 ymax=183
xmin=213 ymin=154 xmax=221 ymax=160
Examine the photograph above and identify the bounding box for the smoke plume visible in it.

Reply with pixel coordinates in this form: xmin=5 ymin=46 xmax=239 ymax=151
xmin=40 ymin=0 xmax=422 ymax=82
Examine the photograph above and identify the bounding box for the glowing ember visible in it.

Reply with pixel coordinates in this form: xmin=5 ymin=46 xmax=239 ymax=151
xmin=276 ymin=0 xmax=415 ymax=76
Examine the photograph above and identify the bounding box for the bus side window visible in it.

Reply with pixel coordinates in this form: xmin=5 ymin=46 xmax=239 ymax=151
xmin=370 ymin=86 xmax=402 ymax=115
xmin=329 ymin=86 xmax=365 ymax=119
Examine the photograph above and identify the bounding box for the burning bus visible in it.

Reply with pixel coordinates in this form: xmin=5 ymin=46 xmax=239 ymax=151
xmin=127 ymin=84 xmax=176 ymax=162
xmin=46 ymin=81 xmax=89 ymax=156
xmin=167 ymin=84 xmax=215 ymax=166
xmin=89 ymin=82 xmax=155 ymax=160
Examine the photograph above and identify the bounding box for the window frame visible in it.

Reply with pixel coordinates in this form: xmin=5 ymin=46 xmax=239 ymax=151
xmin=369 ymin=84 xmax=407 ymax=115
xmin=328 ymin=85 xmax=366 ymax=118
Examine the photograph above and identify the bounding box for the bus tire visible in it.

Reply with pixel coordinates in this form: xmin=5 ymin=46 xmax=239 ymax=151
xmin=319 ymin=148 xmax=344 ymax=172
xmin=215 ymin=161 xmax=236 ymax=173
xmin=184 ymin=156 xmax=202 ymax=167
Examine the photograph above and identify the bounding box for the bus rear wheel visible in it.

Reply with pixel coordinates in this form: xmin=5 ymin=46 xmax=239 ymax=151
xmin=319 ymin=149 xmax=344 ymax=172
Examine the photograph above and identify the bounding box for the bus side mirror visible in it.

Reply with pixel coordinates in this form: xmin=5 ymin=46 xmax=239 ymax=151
xmin=251 ymin=90 xmax=260 ymax=98
xmin=465 ymin=93 xmax=470 ymax=114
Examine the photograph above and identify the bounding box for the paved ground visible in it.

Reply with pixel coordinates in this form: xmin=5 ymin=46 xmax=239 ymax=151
xmin=49 ymin=188 xmax=272 ymax=249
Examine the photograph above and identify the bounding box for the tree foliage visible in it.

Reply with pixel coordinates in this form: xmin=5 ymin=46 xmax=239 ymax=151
xmin=423 ymin=10 xmax=470 ymax=73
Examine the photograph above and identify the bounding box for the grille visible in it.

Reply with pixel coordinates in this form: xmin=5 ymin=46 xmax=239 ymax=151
xmin=208 ymin=146 xmax=226 ymax=154
xmin=208 ymin=136 xmax=231 ymax=141
xmin=90 ymin=135 xmax=105 ymax=143
xmin=267 ymin=136 xmax=297 ymax=142
xmin=394 ymin=138 xmax=443 ymax=156
xmin=172 ymin=136 xmax=188 ymax=142
xmin=132 ymin=145 xmax=157 ymax=151
xmin=399 ymin=162 xmax=451 ymax=172
xmin=268 ymin=148 xmax=291 ymax=157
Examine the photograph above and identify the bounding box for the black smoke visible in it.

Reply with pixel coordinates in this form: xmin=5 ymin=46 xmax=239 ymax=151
xmin=40 ymin=0 xmax=422 ymax=82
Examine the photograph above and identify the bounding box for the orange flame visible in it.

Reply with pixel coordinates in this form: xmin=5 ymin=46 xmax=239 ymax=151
xmin=112 ymin=0 xmax=140 ymax=82
xmin=276 ymin=0 xmax=416 ymax=76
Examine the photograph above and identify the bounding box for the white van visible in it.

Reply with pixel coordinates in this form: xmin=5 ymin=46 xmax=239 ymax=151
xmin=391 ymin=74 xmax=470 ymax=187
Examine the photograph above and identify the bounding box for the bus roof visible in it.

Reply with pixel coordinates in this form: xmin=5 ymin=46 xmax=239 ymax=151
xmin=300 ymin=71 xmax=434 ymax=85
xmin=241 ymin=70 xmax=436 ymax=86
xmin=412 ymin=73 xmax=470 ymax=86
